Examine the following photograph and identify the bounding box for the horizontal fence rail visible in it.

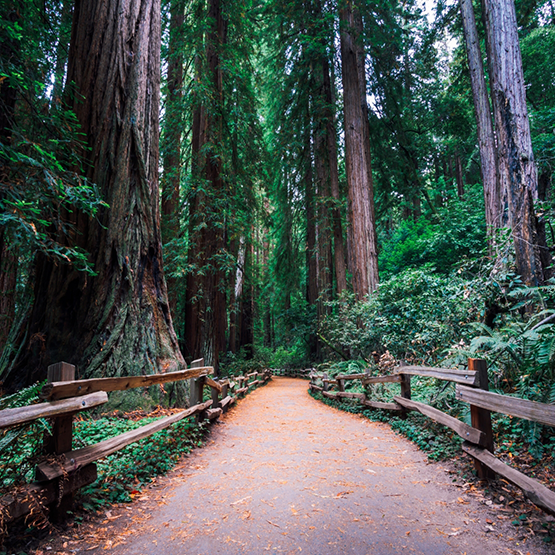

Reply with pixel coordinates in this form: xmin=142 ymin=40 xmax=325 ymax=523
xmin=0 ymin=360 xmax=272 ymax=529
xmin=308 ymin=357 xmax=555 ymax=516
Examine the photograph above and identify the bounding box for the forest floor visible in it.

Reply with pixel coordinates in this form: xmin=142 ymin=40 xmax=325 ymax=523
xmin=18 ymin=377 xmax=555 ymax=555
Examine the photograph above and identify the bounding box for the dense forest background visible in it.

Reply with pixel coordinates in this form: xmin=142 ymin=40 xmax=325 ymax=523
xmin=1 ymin=0 xmax=555 ymax=411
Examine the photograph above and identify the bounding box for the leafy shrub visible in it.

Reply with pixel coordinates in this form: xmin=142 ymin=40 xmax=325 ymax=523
xmin=320 ymin=267 xmax=480 ymax=364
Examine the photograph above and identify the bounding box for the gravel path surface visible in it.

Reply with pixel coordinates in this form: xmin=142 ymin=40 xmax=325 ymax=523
xmin=80 ymin=377 xmax=541 ymax=554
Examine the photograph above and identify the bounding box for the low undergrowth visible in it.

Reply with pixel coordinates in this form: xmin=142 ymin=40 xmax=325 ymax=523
xmin=75 ymin=415 xmax=209 ymax=511
xmin=0 ymin=385 xmax=210 ymax=512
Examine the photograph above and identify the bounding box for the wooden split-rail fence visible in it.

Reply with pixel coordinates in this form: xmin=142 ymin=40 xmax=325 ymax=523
xmin=0 ymin=360 xmax=272 ymax=527
xmin=309 ymin=358 xmax=555 ymax=515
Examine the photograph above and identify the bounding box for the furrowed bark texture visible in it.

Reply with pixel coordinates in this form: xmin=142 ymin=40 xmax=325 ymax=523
xmin=339 ymin=1 xmax=379 ymax=299
xmin=459 ymin=0 xmax=501 ymax=234
xmin=482 ymin=0 xmax=547 ymax=285
xmin=5 ymin=0 xmax=184 ymax=388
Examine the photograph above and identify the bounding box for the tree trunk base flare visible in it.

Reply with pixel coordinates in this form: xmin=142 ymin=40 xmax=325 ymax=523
xmin=1 ymin=0 xmax=185 ymax=394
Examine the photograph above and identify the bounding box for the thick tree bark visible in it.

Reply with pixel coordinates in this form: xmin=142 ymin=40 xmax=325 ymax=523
xmin=482 ymin=0 xmax=549 ymax=285
xmin=3 ymin=0 xmax=184 ymax=389
xmin=459 ymin=0 xmax=501 ymax=234
xmin=339 ymin=0 xmax=379 ymax=299
xmin=161 ymin=0 xmax=185 ymax=317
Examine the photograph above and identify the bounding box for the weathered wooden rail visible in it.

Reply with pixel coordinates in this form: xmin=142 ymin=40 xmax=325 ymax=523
xmin=308 ymin=358 xmax=555 ymax=515
xmin=0 ymin=360 xmax=272 ymax=527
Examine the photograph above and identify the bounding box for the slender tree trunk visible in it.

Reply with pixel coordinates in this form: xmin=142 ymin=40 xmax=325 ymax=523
xmin=0 ymin=230 xmax=17 ymax=353
xmin=0 ymin=7 xmax=19 ymax=355
xmin=314 ymin=124 xmax=332 ymax=317
xmin=320 ymin=50 xmax=347 ymax=296
xmin=339 ymin=0 xmax=379 ymax=299
xmin=305 ymin=133 xmax=318 ymax=311
xmin=238 ymin=240 xmax=254 ymax=359
xmin=482 ymin=0 xmax=550 ymax=285
xmin=459 ymin=0 xmax=501 ymax=235
xmin=305 ymin=121 xmax=318 ymax=359
xmin=184 ymin=53 xmax=206 ymax=362
xmin=455 ymin=153 xmax=465 ymax=199
xmin=161 ymin=0 xmax=184 ymax=317
xmin=50 ymin=0 xmax=73 ymax=108
xmin=4 ymin=0 xmax=184 ymax=390
xmin=185 ymin=0 xmax=227 ymax=372
xmin=229 ymin=235 xmax=246 ymax=353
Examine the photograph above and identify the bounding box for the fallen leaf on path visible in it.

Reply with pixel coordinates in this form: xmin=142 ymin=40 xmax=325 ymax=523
xmin=231 ymin=495 xmax=251 ymax=505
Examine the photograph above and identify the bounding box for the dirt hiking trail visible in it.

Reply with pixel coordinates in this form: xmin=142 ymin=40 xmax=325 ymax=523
xmin=82 ymin=377 xmax=540 ymax=554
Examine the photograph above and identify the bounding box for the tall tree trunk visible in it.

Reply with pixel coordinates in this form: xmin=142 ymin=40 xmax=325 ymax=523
xmin=339 ymin=0 xmax=379 ymax=299
xmin=314 ymin=122 xmax=332 ymax=318
xmin=459 ymin=0 xmax=501 ymax=235
xmin=50 ymin=0 xmax=73 ymax=108
xmin=0 ymin=230 xmax=17 ymax=353
xmin=0 ymin=6 xmax=19 ymax=355
xmin=229 ymin=235 xmax=246 ymax=353
xmin=3 ymin=0 xmax=184 ymax=390
xmin=238 ymin=240 xmax=254 ymax=359
xmin=305 ymin=138 xmax=318 ymax=309
xmin=305 ymin=123 xmax=318 ymax=359
xmin=482 ymin=0 xmax=549 ymax=285
xmin=455 ymin=153 xmax=465 ymax=199
xmin=161 ymin=0 xmax=184 ymax=317
xmin=184 ymin=52 xmax=206 ymax=362
xmin=185 ymin=0 xmax=227 ymax=372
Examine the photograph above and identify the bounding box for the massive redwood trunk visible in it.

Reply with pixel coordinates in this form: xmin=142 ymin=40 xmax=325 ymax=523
xmin=339 ymin=0 xmax=379 ymax=299
xmin=459 ymin=0 xmax=501 ymax=235
xmin=482 ymin=0 xmax=549 ymax=285
xmin=3 ymin=0 xmax=184 ymax=389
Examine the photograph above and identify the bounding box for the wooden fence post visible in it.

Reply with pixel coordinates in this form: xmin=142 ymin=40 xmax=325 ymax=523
xmin=337 ymin=378 xmax=345 ymax=393
xmin=211 ymin=382 xmax=220 ymax=408
xmin=189 ymin=358 xmax=205 ymax=421
xmin=468 ymin=358 xmax=495 ymax=479
xmin=399 ymin=361 xmax=411 ymax=419
xmin=43 ymin=362 xmax=76 ymax=520
xmin=46 ymin=362 xmax=75 ymax=455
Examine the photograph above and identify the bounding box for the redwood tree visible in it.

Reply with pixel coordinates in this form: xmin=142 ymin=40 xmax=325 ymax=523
xmin=482 ymin=0 xmax=549 ymax=285
xmin=339 ymin=0 xmax=379 ymax=299
xmin=4 ymin=0 xmax=184 ymax=388
xmin=459 ymin=0 xmax=501 ymax=235
xmin=184 ymin=0 xmax=227 ymax=371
